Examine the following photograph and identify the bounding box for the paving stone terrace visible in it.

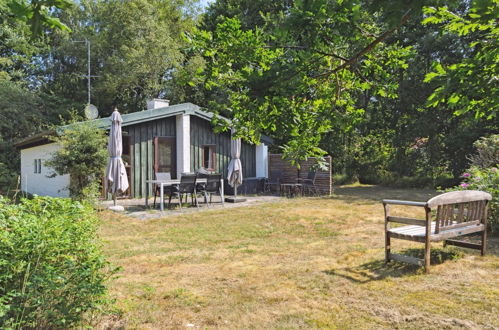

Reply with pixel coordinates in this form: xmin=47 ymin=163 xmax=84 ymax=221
xmin=99 ymin=195 xmax=282 ymax=220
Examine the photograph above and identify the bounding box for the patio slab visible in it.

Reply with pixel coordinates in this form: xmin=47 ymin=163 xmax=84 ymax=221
xmin=99 ymin=195 xmax=282 ymax=220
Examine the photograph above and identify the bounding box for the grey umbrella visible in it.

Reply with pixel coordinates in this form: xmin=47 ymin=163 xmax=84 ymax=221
xmin=227 ymin=129 xmax=243 ymax=199
xmin=105 ymin=108 xmax=129 ymax=206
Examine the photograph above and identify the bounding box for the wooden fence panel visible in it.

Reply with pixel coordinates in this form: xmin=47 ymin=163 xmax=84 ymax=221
xmin=268 ymin=154 xmax=332 ymax=195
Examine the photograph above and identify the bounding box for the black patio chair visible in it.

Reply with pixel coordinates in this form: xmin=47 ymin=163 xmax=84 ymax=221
xmin=153 ymin=172 xmax=173 ymax=207
xmin=196 ymin=167 xmax=210 ymax=193
xmin=167 ymin=173 xmax=200 ymax=210
xmin=198 ymin=173 xmax=224 ymax=207
xmin=298 ymin=170 xmax=319 ymax=196
xmin=265 ymin=170 xmax=283 ymax=194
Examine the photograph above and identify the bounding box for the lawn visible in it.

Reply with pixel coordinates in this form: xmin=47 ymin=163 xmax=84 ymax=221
xmin=97 ymin=185 xmax=499 ymax=329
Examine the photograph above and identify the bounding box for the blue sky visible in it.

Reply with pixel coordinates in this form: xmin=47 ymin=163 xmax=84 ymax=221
xmin=200 ymin=0 xmax=214 ymax=10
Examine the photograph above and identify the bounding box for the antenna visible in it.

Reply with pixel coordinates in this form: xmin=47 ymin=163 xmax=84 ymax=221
xmin=72 ymin=38 xmax=99 ymax=106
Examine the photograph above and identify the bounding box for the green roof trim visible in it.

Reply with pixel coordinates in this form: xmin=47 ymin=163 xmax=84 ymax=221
xmin=16 ymin=102 xmax=272 ymax=149
xmin=57 ymin=102 xmax=229 ymax=134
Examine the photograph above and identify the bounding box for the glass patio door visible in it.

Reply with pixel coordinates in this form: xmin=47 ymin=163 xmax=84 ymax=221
xmin=154 ymin=136 xmax=176 ymax=178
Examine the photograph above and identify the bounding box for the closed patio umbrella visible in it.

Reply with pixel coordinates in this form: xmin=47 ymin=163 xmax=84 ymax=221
xmin=105 ymin=108 xmax=129 ymax=206
xmin=227 ymin=128 xmax=245 ymax=202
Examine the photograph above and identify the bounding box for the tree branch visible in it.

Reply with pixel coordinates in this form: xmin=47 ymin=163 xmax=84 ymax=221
xmin=264 ymin=45 xmax=348 ymax=61
xmin=314 ymin=9 xmax=412 ymax=78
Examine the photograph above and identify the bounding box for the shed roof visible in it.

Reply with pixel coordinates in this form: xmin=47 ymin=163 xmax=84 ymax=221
xmin=15 ymin=103 xmax=273 ymax=149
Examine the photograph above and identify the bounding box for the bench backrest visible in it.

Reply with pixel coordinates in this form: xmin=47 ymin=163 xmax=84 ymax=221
xmin=427 ymin=191 xmax=492 ymax=233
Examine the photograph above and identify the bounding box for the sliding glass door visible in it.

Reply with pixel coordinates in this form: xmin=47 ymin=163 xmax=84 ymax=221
xmin=154 ymin=136 xmax=176 ymax=178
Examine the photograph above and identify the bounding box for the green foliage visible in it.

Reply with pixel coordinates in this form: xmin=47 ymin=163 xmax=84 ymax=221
xmin=468 ymin=134 xmax=499 ymax=168
xmin=0 ymin=80 xmax=74 ymax=194
xmin=447 ymin=134 xmax=499 ymax=231
xmin=45 ymin=121 xmax=108 ymax=201
xmin=0 ymin=196 xmax=114 ymax=328
xmin=450 ymin=166 xmax=499 ymax=231
xmin=3 ymin=0 xmax=72 ymax=36
xmin=191 ymin=2 xmax=413 ymax=165
xmin=43 ymin=0 xmax=197 ymax=116
xmin=423 ymin=1 xmax=499 ymax=119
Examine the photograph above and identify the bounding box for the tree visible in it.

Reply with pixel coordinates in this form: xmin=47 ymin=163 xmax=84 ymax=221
xmin=423 ymin=1 xmax=498 ymax=119
xmin=2 ymin=0 xmax=72 ymax=36
xmin=40 ymin=0 xmax=199 ymax=116
xmin=190 ymin=1 xmax=413 ymax=166
xmin=45 ymin=121 xmax=108 ymax=200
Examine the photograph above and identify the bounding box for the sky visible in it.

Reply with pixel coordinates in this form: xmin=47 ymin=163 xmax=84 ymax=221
xmin=200 ymin=0 xmax=215 ymax=10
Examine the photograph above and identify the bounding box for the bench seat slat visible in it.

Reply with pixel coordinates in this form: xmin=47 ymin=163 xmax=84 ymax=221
xmin=388 ymin=222 xmax=485 ymax=242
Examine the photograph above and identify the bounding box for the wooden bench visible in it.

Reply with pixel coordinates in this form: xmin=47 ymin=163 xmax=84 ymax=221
xmin=382 ymin=190 xmax=492 ymax=273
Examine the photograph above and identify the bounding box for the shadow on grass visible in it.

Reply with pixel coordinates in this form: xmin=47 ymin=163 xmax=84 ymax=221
xmin=324 ymin=248 xmax=463 ymax=283
xmin=329 ymin=185 xmax=437 ymax=204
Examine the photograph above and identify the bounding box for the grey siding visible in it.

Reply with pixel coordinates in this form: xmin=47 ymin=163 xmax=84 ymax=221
xmin=127 ymin=117 xmax=176 ymax=197
xmin=189 ymin=116 xmax=256 ymax=179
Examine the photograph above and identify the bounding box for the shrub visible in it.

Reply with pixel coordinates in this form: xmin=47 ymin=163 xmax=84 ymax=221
xmin=45 ymin=122 xmax=108 ymax=201
xmin=0 ymin=196 xmax=114 ymax=328
xmin=332 ymin=173 xmax=356 ymax=186
xmin=448 ymin=166 xmax=499 ymax=232
xmin=468 ymin=134 xmax=499 ymax=168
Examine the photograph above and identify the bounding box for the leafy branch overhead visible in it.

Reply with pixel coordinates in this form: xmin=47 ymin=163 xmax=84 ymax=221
xmin=423 ymin=2 xmax=498 ymax=119
xmin=5 ymin=0 xmax=73 ymax=36
xmin=190 ymin=0 xmax=414 ymax=164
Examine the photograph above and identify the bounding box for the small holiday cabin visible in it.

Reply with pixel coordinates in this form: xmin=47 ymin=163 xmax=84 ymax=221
xmin=15 ymin=100 xmax=270 ymax=198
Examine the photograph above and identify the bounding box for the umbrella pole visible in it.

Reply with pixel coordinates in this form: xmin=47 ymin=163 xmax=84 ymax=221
xmin=113 ymin=193 xmax=116 ymax=206
xmin=234 ymin=185 xmax=237 ymax=199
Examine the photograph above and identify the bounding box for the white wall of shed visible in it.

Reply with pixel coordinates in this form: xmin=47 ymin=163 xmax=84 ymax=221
xmin=20 ymin=143 xmax=70 ymax=197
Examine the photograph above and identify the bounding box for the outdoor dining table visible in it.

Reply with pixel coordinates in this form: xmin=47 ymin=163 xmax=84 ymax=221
xmin=145 ymin=178 xmax=224 ymax=211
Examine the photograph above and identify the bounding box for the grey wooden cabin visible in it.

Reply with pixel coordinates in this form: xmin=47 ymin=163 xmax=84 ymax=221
xmin=15 ymin=101 xmax=270 ymax=198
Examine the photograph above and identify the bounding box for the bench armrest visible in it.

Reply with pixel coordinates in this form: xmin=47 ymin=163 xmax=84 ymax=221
xmin=382 ymin=199 xmax=427 ymax=207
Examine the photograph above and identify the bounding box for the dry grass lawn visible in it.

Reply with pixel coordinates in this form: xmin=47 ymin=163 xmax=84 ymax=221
xmin=97 ymin=185 xmax=499 ymax=329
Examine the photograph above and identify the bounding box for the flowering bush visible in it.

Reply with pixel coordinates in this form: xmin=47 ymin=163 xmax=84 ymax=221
xmin=450 ymin=166 xmax=499 ymax=232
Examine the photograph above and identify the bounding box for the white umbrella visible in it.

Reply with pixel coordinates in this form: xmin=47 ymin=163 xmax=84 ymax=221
xmin=105 ymin=108 xmax=129 ymax=206
xmin=227 ymin=128 xmax=243 ymax=199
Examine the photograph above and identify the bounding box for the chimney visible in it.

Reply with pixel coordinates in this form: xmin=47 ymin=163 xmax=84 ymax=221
xmin=146 ymin=98 xmax=170 ymax=110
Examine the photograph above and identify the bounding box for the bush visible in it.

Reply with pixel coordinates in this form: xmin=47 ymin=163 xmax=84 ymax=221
xmin=45 ymin=121 xmax=108 ymax=201
xmin=0 ymin=196 xmax=114 ymax=328
xmin=448 ymin=166 xmax=499 ymax=232
xmin=332 ymin=173 xmax=357 ymax=186
xmin=468 ymin=134 xmax=499 ymax=168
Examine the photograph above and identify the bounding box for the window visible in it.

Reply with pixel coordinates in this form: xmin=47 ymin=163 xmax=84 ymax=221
xmin=34 ymin=159 xmax=42 ymax=174
xmin=202 ymin=145 xmax=216 ymax=171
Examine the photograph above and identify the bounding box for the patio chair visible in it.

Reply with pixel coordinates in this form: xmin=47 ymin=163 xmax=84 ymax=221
xmin=196 ymin=167 xmax=210 ymax=193
xmin=198 ymin=173 xmax=224 ymax=207
xmin=298 ymin=170 xmax=318 ymax=196
xmin=265 ymin=170 xmax=283 ymax=194
xmin=153 ymin=172 xmax=173 ymax=207
xmin=167 ymin=173 xmax=200 ymax=210
xmin=383 ymin=190 xmax=492 ymax=274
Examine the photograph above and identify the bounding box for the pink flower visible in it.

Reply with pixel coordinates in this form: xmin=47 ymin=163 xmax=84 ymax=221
xmin=474 ymin=177 xmax=481 ymax=181
xmin=492 ymin=168 xmax=497 ymax=172
xmin=460 ymin=183 xmax=469 ymax=188
xmin=462 ymin=173 xmax=471 ymax=178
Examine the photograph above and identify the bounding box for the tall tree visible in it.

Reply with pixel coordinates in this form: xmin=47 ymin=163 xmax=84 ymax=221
xmin=190 ymin=0 xmax=413 ymax=165
xmin=41 ymin=0 xmax=199 ymax=115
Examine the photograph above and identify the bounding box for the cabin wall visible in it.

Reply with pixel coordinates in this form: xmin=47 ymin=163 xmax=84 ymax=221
xmin=126 ymin=117 xmax=176 ymax=197
xmin=126 ymin=115 xmax=257 ymax=198
xmin=189 ymin=116 xmax=256 ymax=179
xmin=20 ymin=143 xmax=70 ymax=197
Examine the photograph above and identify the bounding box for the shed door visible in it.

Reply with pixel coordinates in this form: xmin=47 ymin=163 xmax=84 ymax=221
xmin=154 ymin=136 xmax=176 ymax=178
